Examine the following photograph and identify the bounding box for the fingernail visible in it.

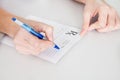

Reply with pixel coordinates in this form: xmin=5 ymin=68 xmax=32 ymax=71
xmin=80 ymin=29 xmax=87 ymax=37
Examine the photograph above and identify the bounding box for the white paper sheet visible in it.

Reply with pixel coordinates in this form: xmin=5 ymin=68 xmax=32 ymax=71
xmin=1 ymin=16 xmax=81 ymax=63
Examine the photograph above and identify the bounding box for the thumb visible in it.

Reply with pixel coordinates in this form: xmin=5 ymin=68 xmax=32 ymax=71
xmin=88 ymin=22 xmax=101 ymax=31
xmin=38 ymin=23 xmax=54 ymax=41
xmin=44 ymin=26 xmax=53 ymax=41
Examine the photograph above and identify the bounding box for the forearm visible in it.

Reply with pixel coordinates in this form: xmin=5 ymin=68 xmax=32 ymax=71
xmin=0 ymin=8 xmax=19 ymax=38
xmin=0 ymin=8 xmax=20 ymax=38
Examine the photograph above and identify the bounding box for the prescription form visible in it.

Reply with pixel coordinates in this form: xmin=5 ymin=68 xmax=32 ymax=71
xmin=1 ymin=16 xmax=82 ymax=63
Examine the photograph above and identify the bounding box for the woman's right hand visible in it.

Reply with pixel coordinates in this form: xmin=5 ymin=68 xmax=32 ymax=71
xmin=0 ymin=8 xmax=54 ymax=55
xmin=13 ymin=19 xmax=54 ymax=55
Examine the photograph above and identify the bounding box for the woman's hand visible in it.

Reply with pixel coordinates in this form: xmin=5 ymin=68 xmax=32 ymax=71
xmin=13 ymin=19 xmax=54 ymax=55
xmin=75 ymin=0 xmax=120 ymax=36
xmin=0 ymin=8 xmax=54 ymax=55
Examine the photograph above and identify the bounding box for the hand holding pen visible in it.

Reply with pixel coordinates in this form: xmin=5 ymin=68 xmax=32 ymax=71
xmin=12 ymin=18 xmax=59 ymax=55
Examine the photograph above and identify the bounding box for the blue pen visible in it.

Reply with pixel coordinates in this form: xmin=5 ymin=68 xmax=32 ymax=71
xmin=12 ymin=17 xmax=60 ymax=50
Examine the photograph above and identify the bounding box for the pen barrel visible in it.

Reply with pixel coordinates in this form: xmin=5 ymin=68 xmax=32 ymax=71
xmin=30 ymin=28 xmax=44 ymax=39
xmin=22 ymin=24 xmax=44 ymax=39
xmin=12 ymin=18 xmax=60 ymax=50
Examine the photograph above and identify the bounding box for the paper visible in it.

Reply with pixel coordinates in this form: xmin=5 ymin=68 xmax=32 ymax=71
xmin=1 ymin=16 xmax=81 ymax=63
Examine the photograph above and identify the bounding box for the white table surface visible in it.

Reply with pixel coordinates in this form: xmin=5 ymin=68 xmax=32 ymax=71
xmin=0 ymin=0 xmax=120 ymax=80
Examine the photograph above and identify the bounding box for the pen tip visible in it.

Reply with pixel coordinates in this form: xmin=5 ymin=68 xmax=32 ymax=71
xmin=54 ymin=45 xmax=60 ymax=50
xmin=12 ymin=17 xmax=16 ymax=21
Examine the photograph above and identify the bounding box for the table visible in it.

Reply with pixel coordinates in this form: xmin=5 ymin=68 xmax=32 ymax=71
xmin=0 ymin=0 xmax=120 ymax=80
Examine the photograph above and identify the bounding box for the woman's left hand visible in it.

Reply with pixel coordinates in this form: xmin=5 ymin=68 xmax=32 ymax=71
xmin=75 ymin=0 xmax=120 ymax=36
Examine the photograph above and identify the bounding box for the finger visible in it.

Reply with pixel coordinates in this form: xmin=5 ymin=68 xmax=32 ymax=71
xmin=80 ymin=29 xmax=88 ymax=37
xmin=97 ymin=9 xmax=116 ymax=32
xmin=97 ymin=11 xmax=120 ymax=32
xmin=31 ymin=41 xmax=53 ymax=56
xmin=14 ymin=36 xmax=35 ymax=50
xmin=89 ymin=22 xmax=101 ymax=31
xmin=80 ymin=9 xmax=92 ymax=36
xmin=44 ymin=26 xmax=54 ymax=41
xmin=20 ymin=30 xmax=45 ymax=48
xmin=38 ymin=24 xmax=54 ymax=41
xmin=19 ymin=29 xmax=53 ymax=52
xmin=96 ymin=27 xmax=109 ymax=32
xmin=96 ymin=24 xmax=115 ymax=32
xmin=14 ymin=39 xmax=34 ymax=50
xmin=115 ymin=14 xmax=120 ymax=30
xmin=13 ymin=28 xmax=35 ymax=49
xmin=30 ymin=21 xmax=54 ymax=41
xmin=98 ymin=7 xmax=108 ymax=27
xmin=16 ymin=41 xmax=53 ymax=56
xmin=93 ymin=9 xmax=98 ymax=17
xmin=16 ymin=46 xmax=32 ymax=55
xmin=108 ymin=9 xmax=116 ymax=27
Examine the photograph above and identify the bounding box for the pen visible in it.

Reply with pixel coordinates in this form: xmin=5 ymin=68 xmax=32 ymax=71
xmin=12 ymin=17 xmax=60 ymax=50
